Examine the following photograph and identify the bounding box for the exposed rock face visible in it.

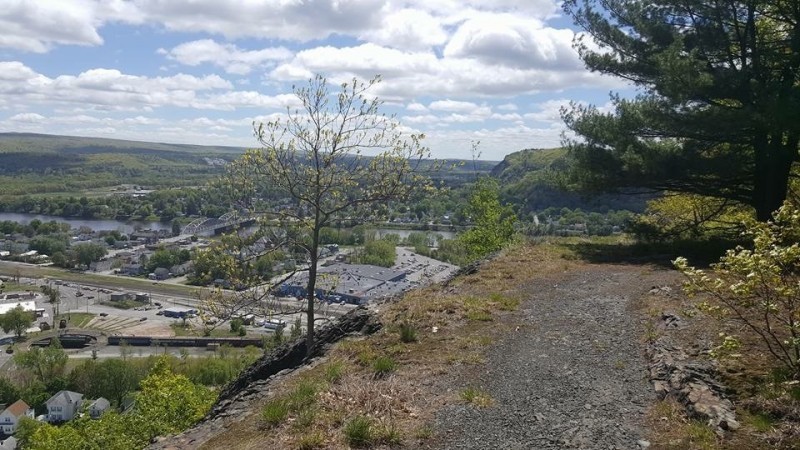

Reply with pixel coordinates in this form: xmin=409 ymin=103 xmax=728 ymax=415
xmin=149 ymin=306 xmax=381 ymax=449
xmin=646 ymin=314 xmax=740 ymax=434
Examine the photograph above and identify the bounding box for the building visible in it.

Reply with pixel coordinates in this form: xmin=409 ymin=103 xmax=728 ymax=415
xmin=88 ymin=398 xmax=110 ymax=419
xmin=45 ymin=390 xmax=83 ymax=423
xmin=278 ymin=263 xmax=409 ymax=304
xmin=0 ymin=400 xmax=33 ymax=434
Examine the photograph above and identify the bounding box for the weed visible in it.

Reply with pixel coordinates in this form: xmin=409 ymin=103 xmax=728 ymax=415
xmin=343 ymin=415 xmax=373 ymax=447
xmin=292 ymin=407 xmax=317 ymax=430
xmin=466 ymin=310 xmax=493 ymax=322
xmin=288 ymin=380 xmax=319 ymax=410
xmin=296 ymin=432 xmax=324 ymax=450
xmin=323 ymin=361 xmax=345 ymax=384
xmin=261 ymin=399 xmax=289 ymax=427
xmin=374 ymin=420 xmax=402 ymax=445
xmin=685 ymin=420 xmax=717 ymax=449
xmin=460 ymin=387 xmax=493 ymax=407
xmin=643 ymin=321 xmax=659 ymax=343
xmin=741 ymin=410 xmax=775 ymax=432
xmin=414 ymin=424 xmax=433 ymax=439
xmin=372 ymin=356 xmax=397 ymax=378
xmin=399 ymin=322 xmax=418 ymax=343
xmin=340 ymin=340 xmax=378 ymax=366
xmin=490 ymin=292 xmax=520 ymax=311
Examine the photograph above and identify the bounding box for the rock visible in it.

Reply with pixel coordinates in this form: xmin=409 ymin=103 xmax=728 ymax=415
xmin=637 ymin=439 xmax=651 ymax=448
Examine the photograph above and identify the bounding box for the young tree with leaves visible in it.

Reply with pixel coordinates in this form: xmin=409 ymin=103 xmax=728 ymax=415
xmin=459 ymin=177 xmax=517 ymax=261
xmin=563 ymin=0 xmax=800 ymax=221
xmin=223 ymin=75 xmax=433 ymax=355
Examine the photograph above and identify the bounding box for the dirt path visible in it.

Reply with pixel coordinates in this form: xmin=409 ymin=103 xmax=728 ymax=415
xmin=431 ymin=265 xmax=667 ymax=449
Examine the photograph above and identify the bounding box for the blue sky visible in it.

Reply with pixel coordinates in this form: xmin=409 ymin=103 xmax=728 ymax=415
xmin=0 ymin=0 xmax=628 ymax=160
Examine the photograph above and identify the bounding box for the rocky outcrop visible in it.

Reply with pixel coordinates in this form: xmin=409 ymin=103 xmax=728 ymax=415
xmin=646 ymin=313 xmax=739 ymax=434
xmin=149 ymin=307 xmax=381 ymax=449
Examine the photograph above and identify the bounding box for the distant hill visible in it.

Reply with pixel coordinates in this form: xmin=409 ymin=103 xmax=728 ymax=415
xmin=0 ymin=132 xmax=247 ymax=155
xmin=490 ymin=148 xmax=649 ymax=214
xmin=0 ymin=133 xmax=496 ymax=196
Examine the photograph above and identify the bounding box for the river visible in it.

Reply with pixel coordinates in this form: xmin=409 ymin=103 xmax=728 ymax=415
xmin=0 ymin=212 xmax=172 ymax=233
xmin=0 ymin=212 xmax=457 ymax=239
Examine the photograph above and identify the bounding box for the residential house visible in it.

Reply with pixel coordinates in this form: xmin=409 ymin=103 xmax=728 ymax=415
xmin=45 ymin=390 xmax=83 ymax=423
xmin=88 ymin=398 xmax=110 ymax=419
xmin=119 ymin=264 xmax=144 ymax=276
xmin=0 ymin=400 xmax=33 ymax=434
xmin=151 ymin=267 xmax=170 ymax=280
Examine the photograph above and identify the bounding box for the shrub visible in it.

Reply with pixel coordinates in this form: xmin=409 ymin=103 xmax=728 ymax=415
xmin=674 ymin=202 xmax=800 ymax=378
xmin=343 ymin=415 xmax=372 ymax=447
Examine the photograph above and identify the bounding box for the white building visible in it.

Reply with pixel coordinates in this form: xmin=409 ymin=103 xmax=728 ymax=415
xmin=45 ymin=391 xmax=83 ymax=423
xmin=0 ymin=400 xmax=33 ymax=434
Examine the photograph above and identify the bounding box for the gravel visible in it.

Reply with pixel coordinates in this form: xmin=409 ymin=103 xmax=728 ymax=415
xmin=431 ymin=265 xmax=660 ymax=449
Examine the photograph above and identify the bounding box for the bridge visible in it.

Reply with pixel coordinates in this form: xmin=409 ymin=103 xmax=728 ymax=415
xmin=182 ymin=211 xmax=257 ymax=235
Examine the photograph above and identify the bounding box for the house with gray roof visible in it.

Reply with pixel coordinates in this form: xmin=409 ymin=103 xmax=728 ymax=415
xmin=45 ymin=390 xmax=83 ymax=423
xmin=88 ymin=397 xmax=110 ymax=419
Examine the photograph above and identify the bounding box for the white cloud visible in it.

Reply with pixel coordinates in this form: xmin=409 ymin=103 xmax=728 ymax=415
xmin=132 ymin=0 xmax=383 ymax=41
xmin=0 ymin=62 xmax=308 ymax=112
xmin=429 ymin=99 xmax=481 ymax=113
xmin=406 ymin=102 xmax=428 ymax=112
xmin=161 ymin=39 xmax=293 ymax=75
xmin=444 ymin=13 xmax=581 ymax=70
xmin=359 ymin=8 xmax=448 ymax=51
xmin=8 ymin=112 xmax=46 ymax=123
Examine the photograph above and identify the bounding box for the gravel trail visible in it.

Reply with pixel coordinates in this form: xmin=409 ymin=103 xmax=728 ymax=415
xmin=431 ymin=265 xmax=659 ymax=449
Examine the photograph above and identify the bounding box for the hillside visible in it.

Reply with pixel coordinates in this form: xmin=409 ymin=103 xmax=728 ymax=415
xmin=0 ymin=133 xmax=496 ymax=196
xmin=491 ymin=148 xmax=649 ymax=214
xmin=150 ymin=240 xmax=673 ymax=449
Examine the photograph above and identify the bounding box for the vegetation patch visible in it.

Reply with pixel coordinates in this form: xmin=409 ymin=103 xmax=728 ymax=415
xmin=460 ymin=387 xmax=493 ymax=407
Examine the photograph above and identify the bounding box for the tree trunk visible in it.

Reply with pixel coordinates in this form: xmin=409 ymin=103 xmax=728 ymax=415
xmin=305 ymin=224 xmax=322 ymax=356
xmin=752 ymin=137 xmax=795 ymax=221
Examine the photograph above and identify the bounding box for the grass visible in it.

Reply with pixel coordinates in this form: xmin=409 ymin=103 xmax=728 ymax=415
xmin=323 ymin=361 xmax=345 ymax=384
xmin=371 ymin=356 xmax=397 ymax=378
xmin=99 ymin=300 xmax=146 ymax=310
xmin=56 ymin=313 xmax=95 ymax=328
xmin=0 ymin=260 xmax=204 ymax=298
xmin=296 ymin=432 xmax=324 ymax=449
xmin=460 ymin=387 xmax=493 ymax=407
xmin=261 ymin=400 xmax=289 ymax=427
xmin=398 ymin=322 xmax=418 ymax=343
xmin=171 ymin=323 xmax=239 ymax=338
xmin=343 ymin=415 xmax=373 ymax=447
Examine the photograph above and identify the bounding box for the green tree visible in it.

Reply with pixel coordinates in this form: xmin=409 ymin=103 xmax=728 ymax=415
xmin=563 ymin=0 xmax=800 ymax=221
xmin=0 ymin=305 xmax=34 ymax=339
xmin=675 ymin=202 xmax=800 ymax=377
xmin=71 ymin=242 xmax=107 ymax=267
xmin=135 ymin=357 xmax=215 ymax=440
xmin=224 ymin=74 xmax=433 ymax=354
xmin=458 ymin=177 xmax=517 ymax=261
xmin=0 ymin=377 xmax=20 ymax=405
xmin=14 ymin=337 xmax=68 ymax=384
xmin=352 ymin=239 xmax=396 ymax=267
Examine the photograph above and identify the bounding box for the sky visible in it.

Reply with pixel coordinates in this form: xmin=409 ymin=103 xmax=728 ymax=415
xmin=0 ymin=0 xmax=629 ymax=161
